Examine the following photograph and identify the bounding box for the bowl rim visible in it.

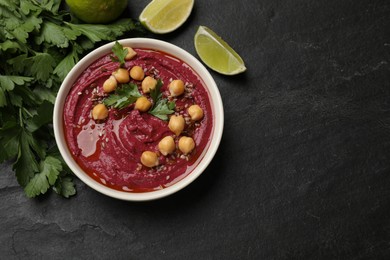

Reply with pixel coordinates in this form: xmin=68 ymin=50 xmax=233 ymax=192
xmin=53 ymin=38 xmax=224 ymax=201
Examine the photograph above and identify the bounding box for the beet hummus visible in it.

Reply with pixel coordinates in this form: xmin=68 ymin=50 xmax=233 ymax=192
xmin=63 ymin=46 xmax=213 ymax=192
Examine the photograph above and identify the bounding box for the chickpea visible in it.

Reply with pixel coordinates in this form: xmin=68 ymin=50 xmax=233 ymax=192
xmin=169 ymin=79 xmax=185 ymax=97
xmin=129 ymin=65 xmax=145 ymax=81
xmin=112 ymin=68 xmax=129 ymax=83
xmin=158 ymin=136 xmax=176 ymax=156
xmin=141 ymin=151 xmax=159 ymax=168
xmin=178 ymin=136 xmax=195 ymax=155
xmin=103 ymin=75 xmax=117 ymax=93
xmin=124 ymin=47 xmax=137 ymax=60
xmin=168 ymin=115 xmax=185 ymax=136
xmin=142 ymin=76 xmax=158 ymax=93
xmin=188 ymin=104 xmax=204 ymax=121
xmin=92 ymin=103 xmax=109 ymax=120
xmin=134 ymin=96 xmax=152 ymax=112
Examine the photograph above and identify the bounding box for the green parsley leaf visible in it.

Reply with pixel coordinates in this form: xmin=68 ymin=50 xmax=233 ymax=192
xmin=0 ymin=120 xmax=19 ymax=163
xmin=5 ymin=14 xmax=42 ymax=43
xmin=0 ymin=40 xmax=24 ymax=52
xmin=20 ymin=0 xmax=41 ymax=15
xmin=149 ymin=99 xmax=176 ymax=121
xmin=66 ymin=19 xmax=139 ymax=43
xmin=0 ymin=75 xmax=34 ymax=91
xmin=33 ymin=86 xmax=57 ymax=104
xmin=39 ymin=0 xmax=62 ymax=13
xmin=47 ymin=147 xmax=76 ymax=198
xmin=0 ymin=88 xmax=6 ymax=107
xmin=26 ymin=101 xmax=53 ymax=132
xmin=53 ymin=47 xmax=79 ymax=81
xmin=35 ymin=21 xmax=73 ymax=48
xmin=11 ymin=85 xmax=40 ymax=107
xmin=6 ymin=54 xmax=28 ymax=74
xmin=111 ymin=41 xmax=128 ymax=67
xmin=149 ymin=79 xmax=175 ymax=120
xmin=104 ymin=83 xmax=141 ymax=109
xmin=24 ymin=156 xmax=62 ymax=198
xmin=28 ymin=52 xmax=56 ymax=81
xmin=13 ymin=129 xmax=40 ymax=186
xmin=53 ymin=176 xmax=76 ymax=198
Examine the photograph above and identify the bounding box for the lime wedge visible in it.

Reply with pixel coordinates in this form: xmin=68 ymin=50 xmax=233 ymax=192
xmin=139 ymin=0 xmax=194 ymax=34
xmin=194 ymin=26 xmax=246 ymax=75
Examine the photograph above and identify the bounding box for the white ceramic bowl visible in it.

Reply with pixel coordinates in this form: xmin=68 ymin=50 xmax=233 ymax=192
xmin=53 ymin=38 xmax=224 ymax=201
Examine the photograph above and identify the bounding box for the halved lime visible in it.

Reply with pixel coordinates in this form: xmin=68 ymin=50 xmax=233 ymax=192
xmin=139 ymin=0 xmax=194 ymax=34
xmin=194 ymin=26 xmax=246 ymax=75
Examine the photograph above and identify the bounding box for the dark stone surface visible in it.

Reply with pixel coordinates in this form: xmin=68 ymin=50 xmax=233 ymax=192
xmin=1 ymin=0 xmax=390 ymax=259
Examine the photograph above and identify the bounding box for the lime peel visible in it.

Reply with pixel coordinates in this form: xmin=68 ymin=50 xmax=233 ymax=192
xmin=65 ymin=0 xmax=127 ymax=24
xmin=194 ymin=26 xmax=246 ymax=75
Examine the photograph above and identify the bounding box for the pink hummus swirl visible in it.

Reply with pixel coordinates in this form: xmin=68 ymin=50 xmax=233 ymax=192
xmin=63 ymin=48 xmax=213 ymax=192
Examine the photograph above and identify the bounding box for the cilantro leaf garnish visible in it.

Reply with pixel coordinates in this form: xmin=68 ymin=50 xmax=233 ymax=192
xmin=149 ymin=99 xmax=176 ymax=121
xmin=103 ymin=83 xmax=141 ymax=109
xmin=149 ymin=79 xmax=175 ymax=121
xmin=0 ymin=0 xmax=143 ymax=198
xmin=110 ymin=41 xmax=128 ymax=67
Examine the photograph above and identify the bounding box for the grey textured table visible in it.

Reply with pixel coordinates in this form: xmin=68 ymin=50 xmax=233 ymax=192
xmin=1 ymin=0 xmax=390 ymax=259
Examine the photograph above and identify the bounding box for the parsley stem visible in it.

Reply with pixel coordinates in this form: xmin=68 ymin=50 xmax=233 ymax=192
xmin=19 ymin=108 xmax=24 ymax=128
xmin=23 ymin=107 xmax=34 ymax=118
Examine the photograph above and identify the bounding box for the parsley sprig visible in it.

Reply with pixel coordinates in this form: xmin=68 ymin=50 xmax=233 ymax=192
xmin=149 ymin=80 xmax=176 ymax=121
xmin=110 ymin=41 xmax=128 ymax=67
xmin=103 ymin=83 xmax=141 ymax=109
xmin=0 ymin=0 xmax=143 ymax=198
